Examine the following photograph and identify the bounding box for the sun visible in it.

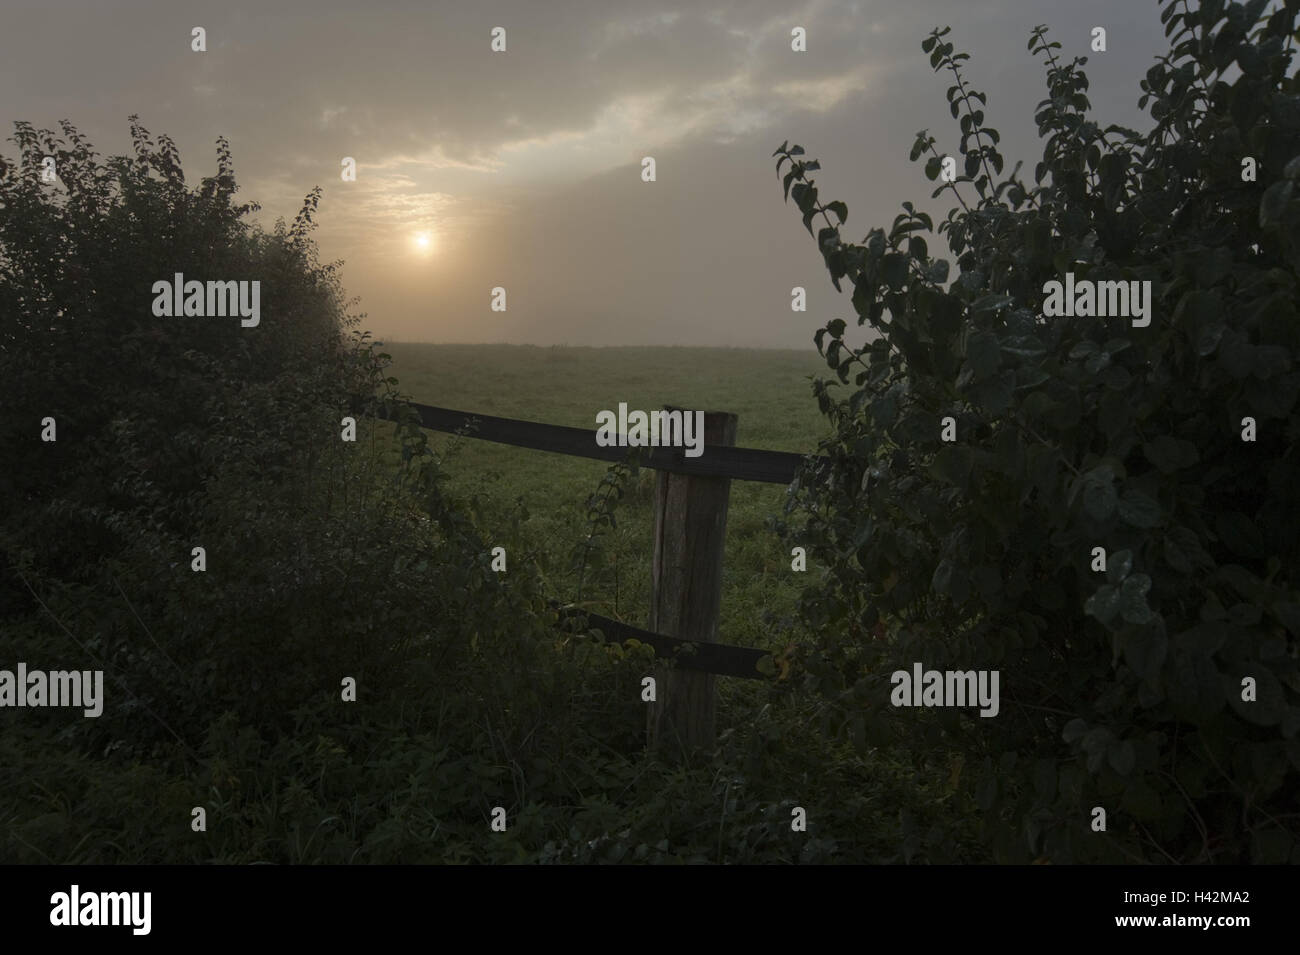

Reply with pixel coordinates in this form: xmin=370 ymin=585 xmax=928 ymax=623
xmin=412 ymin=231 xmax=435 ymax=254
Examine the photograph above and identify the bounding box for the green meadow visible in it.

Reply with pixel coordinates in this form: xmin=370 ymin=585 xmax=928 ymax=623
xmin=384 ymin=343 xmax=834 ymax=657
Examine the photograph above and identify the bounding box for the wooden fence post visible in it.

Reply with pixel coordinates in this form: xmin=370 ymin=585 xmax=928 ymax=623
xmin=646 ymin=407 xmax=737 ymax=755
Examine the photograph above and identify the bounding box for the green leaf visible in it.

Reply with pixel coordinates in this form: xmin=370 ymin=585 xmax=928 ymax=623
xmin=1069 ymin=340 xmax=1099 ymax=361
xmin=970 ymin=371 xmax=1015 ymax=414
xmin=868 ymin=392 xmax=899 ymax=428
xmin=1085 ymin=349 xmax=1111 ymax=374
xmin=929 ymin=444 xmax=973 ymax=487
xmin=802 ymin=207 xmax=817 ymax=236
xmin=826 ymin=200 xmax=848 ymax=224
xmin=1081 ymin=726 xmax=1113 ymax=756
xmin=1083 ymin=480 xmax=1117 ymax=521
xmin=1085 ymin=583 xmax=1122 ymax=624
xmin=1272 ymin=601 xmax=1300 ymax=636
xmin=971 ymin=292 xmax=1014 ymax=313
xmin=1118 ymin=490 xmax=1162 ymax=528
xmin=1120 ymin=574 xmax=1153 ymax=624
xmin=1163 ymin=535 xmax=1193 ymax=574
xmin=1143 ymin=436 xmax=1199 ymax=473
xmin=1196 ymin=318 xmax=1226 ymax=356
xmin=881 ymin=253 xmax=909 ymax=289
xmin=964 ymin=330 xmax=1001 ymax=379
xmin=1106 ymin=548 xmax=1133 ymax=583
xmin=1260 ymin=179 xmax=1293 ymax=227
xmin=932 ymin=558 xmax=954 ymax=596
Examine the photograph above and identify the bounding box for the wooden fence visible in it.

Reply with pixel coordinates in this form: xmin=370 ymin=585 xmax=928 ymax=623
xmin=361 ymin=397 xmax=818 ymax=753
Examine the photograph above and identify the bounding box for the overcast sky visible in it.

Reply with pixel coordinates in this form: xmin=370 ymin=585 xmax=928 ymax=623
xmin=1 ymin=0 xmax=1170 ymax=348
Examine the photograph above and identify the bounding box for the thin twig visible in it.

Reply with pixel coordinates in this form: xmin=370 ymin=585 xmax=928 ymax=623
xmin=111 ymin=573 xmax=186 ymax=677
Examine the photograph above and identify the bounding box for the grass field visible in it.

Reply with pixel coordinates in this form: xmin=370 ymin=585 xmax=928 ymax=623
xmin=384 ymin=343 xmax=834 ymax=659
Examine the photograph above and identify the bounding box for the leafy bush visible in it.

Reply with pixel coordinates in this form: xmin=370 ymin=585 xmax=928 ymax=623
xmin=776 ymin=0 xmax=1300 ymax=863
xmin=0 ymin=118 xmax=360 ymax=604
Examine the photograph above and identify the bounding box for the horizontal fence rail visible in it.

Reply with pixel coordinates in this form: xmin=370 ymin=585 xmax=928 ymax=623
xmin=553 ymin=605 xmax=771 ymax=680
xmin=356 ymin=397 xmax=817 ymax=484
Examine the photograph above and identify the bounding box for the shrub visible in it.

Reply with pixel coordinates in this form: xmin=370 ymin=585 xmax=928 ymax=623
xmin=776 ymin=0 xmax=1300 ymax=863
